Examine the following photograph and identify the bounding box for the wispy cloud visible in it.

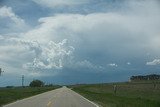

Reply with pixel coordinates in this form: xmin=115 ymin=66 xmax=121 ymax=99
xmin=0 ymin=6 xmax=28 ymax=33
xmin=127 ymin=62 xmax=131 ymax=65
xmin=146 ymin=59 xmax=160 ymax=65
xmin=32 ymin=0 xmax=90 ymax=8
xmin=108 ymin=63 xmax=118 ymax=67
xmin=0 ymin=6 xmax=25 ymax=25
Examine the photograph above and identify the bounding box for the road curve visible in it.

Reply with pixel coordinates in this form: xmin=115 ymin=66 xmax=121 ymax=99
xmin=3 ymin=86 xmax=99 ymax=107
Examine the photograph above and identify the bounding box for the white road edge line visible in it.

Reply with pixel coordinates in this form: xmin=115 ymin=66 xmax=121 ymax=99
xmin=68 ymin=88 xmax=99 ymax=107
xmin=77 ymin=93 xmax=99 ymax=107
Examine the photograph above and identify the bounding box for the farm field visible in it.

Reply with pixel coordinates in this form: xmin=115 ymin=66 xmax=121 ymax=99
xmin=0 ymin=86 xmax=60 ymax=106
xmin=71 ymin=81 xmax=160 ymax=107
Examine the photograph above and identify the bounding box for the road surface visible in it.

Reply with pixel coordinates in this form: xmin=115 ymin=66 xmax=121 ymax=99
xmin=3 ymin=86 xmax=99 ymax=107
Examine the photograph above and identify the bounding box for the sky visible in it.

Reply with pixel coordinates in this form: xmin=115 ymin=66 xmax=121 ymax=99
xmin=0 ymin=0 xmax=160 ymax=86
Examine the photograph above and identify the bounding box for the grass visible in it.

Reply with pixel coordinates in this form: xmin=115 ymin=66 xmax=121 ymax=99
xmin=0 ymin=86 xmax=60 ymax=106
xmin=71 ymin=81 xmax=160 ymax=107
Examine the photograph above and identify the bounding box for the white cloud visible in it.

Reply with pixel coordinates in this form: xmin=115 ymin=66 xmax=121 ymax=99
xmin=32 ymin=0 xmax=90 ymax=8
xmin=16 ymin=39 xmax=74 ymax=70
xmin=0 ymin=36 xmax=74 ymax=70
xmin=146 ymin=59 xmax=160 ymax=65
xmin=0 ymin=6 xmax=25 ymax=26
xmin=1 ymin=0 xmax=160 ymax=78
xmin=108 ymin=63 xmax=118 ymax=67
xmin=0 ymin=34 xmax=102 ymax=74
xmin=127 ymin=62 xmax=131 ymax=65
xmin=23 ymin=10 xmax=160 ymax=51
xmin=75 ymin=60 xmax=102 ymax=69
xmin=0 ymin=35 xmax=4 ymax=40
xmin=20 ymin=38 xmax=102 ymax=71
xmin=0 ymin=6 xmax=28 ymax=33
xmin=1 ymin=9 xmax=160 ymax=73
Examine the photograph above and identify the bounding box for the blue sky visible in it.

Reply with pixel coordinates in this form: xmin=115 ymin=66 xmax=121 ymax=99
xmin=0 ymin=0 xmax=160 ymax=86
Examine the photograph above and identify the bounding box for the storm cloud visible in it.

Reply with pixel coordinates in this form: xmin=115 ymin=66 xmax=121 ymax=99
xmin=0 ymin=0 xmax=160 ymax=86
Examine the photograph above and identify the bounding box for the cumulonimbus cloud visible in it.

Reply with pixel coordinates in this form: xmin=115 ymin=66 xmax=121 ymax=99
xmin=1 ymin=35 xmax=102 ymax=73
xmin=18 ymin=39 xmax=75 ymax=70
xmin=1 ymin=0 xmax=160 ymax=80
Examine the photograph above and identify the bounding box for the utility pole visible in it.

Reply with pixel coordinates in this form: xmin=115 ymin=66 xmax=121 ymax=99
xmin=0 ymin=68 xmax=4 ymax=76
xmin=0 ymin=68 xmax=2 ymax=76
xmin=22 ymin=75 xmax=24 ymax=87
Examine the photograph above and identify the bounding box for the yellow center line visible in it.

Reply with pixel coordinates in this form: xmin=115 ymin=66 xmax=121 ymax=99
xmin=47 ymin=101 xmax=52 ymax=107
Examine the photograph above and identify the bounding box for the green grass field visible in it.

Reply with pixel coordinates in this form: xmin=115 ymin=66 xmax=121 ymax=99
xmin=0 ymin=86 xmax=60 ymax=106
xmin=71 ymin=81 xmax=160 ymax=107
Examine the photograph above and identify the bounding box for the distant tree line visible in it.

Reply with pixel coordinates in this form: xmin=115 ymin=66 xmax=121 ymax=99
xmin=130 ymin=74 xmax=160 ymax=81
xmin=29 ymin=79 xmax=58 ymax=87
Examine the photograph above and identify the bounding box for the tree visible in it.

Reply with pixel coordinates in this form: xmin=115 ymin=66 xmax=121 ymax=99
xmin=29 ymin=80 xmax=44 ymax=87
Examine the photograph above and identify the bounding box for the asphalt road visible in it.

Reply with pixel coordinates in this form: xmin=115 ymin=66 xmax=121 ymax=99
xmin=4 ymin=86 xmax=99 ymax=107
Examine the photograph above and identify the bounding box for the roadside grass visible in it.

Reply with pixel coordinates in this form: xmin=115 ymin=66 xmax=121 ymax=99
xmin=71 ymin=82 xmax=160 ymax=107
xmin=0 ymin=86 xmax=60 ymax=106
